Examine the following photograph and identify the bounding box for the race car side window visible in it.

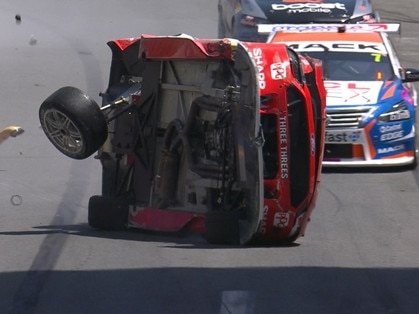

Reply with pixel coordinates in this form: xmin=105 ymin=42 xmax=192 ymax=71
xmin=287 ymin=48 xmax=304 ymax=85
xmin=287 ymin=85 xmax=310 ymax=208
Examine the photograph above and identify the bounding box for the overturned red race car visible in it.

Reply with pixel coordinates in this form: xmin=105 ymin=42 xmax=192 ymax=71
xmin=39 ymin=34 xmax=326 ymax=245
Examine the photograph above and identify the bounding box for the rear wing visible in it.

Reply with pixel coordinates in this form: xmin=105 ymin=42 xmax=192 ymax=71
xmin=259 ymin=23 xmax=401 ymax=35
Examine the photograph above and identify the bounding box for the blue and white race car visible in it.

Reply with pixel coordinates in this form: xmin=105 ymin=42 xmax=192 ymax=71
xmin=269 ymin=23 xmax=418 ymax=168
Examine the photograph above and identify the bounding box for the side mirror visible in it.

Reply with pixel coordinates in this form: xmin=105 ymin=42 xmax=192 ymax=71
xmin=401 ymin=68 xmax=419 ymax=83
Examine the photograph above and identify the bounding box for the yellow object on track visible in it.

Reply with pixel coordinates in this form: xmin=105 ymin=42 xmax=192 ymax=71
xmin=0 ymin=126 xmax=24 ymax=144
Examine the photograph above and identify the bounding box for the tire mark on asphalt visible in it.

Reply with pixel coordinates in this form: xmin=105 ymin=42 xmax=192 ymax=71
xmin=9 ymin=14 xmax=104 ymax=314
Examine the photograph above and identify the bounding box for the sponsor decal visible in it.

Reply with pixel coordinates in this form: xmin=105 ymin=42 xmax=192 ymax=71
xmin=283 ymin=0 xmax=324 ymax=2
xmin=259 ymin=23 xmax=401 ymax=34
xmin=325 ymin=130 xmax=361 ymax=143
xmin=271 ymin=3 xmax=346 ymax=14
xmin=288 ymin=42 xmax=386 ymax=54
xmin=380 ymin=131 xmax=403 ymax=141
xmin=388 ymin=110 xmax=410 ymax=121
xmin=252 ymin=48 xmax=266 ymax=89
xmin=323 ymin=81 xmax=381 ymax=105
xmin=259 ymin=205 xmax=269 ymax=234
xmin=377 ymin=145 xmax=405 ymax=154
xmin=279 ymin=115 xmax=289 ymax=179
xmin=270 ymin=62 xmax=285 ymax=80
xmin=379 ymin=124 xmax=404 ymax=141
xmin=274 ymin=212 xmax=290 ymax=228
xmin=379 ymin=124 xmax=402 ymax=133
xmin=262 ymin=24 xmax=400 ymax=34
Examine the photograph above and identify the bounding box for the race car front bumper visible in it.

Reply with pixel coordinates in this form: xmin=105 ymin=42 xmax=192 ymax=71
xmin=322 ymin=125 xmax=416 ymax=167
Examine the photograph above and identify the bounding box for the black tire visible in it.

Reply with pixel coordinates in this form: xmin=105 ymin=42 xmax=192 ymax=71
xmin=39 ymin=86 xmax=108 ymax=159
xmin=205 ymin=211 xmax=240 ymax=245
xmin=88 ymin=195 xmax=129 ymax=230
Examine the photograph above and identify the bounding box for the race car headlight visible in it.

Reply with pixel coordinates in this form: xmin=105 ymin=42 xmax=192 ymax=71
xmin=378 ymin=102 xmax=411 ymax=123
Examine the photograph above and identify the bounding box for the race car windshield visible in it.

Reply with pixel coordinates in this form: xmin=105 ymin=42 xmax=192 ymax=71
xmin=301 ymin=51 xmax=394 ymax=81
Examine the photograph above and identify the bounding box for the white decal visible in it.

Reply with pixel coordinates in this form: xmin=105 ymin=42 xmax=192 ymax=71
xmin=324 ymin=81 xmax=382 ymax=106
xmin=271 ymin=3 xmax=346 ymax=14
xmin=287 ymin=42 xmax=387 ymax=54
xmin=252 ymin=48 xmax=266 ymax=89
xmin=325 ymin=130 xmax=361 ymax=143
xmin=259 ymin=205 xmax=269 ymax=234
xmin=380 ymin=131 xmax=403 ymax=141
xmin=379 ymin=124 xmax=402 ymax=133
xmin=377 ymin=145 xmax=405 ymax=154
xmin=279 ymin=116 xmax=289 ymax=179
xmin=274 ymin=212 xmax=290 ymax=228
xmin=259 ymin=23 xmax=401 ymax=34
xmin=270 ymin=62 xmax=285 ymax=80
xmin=389 ymin=110 xmax=410 ymax=121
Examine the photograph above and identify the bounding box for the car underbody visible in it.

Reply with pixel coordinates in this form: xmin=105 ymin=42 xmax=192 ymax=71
xmin=39 ymin=35 xmax=326 ymax=245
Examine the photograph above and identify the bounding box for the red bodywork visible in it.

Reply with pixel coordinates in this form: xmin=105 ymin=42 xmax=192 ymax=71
xmin=101 ymin=35 xmax=326 ymax=244
xmin=243 ymin=42 xmax=326 ymax=242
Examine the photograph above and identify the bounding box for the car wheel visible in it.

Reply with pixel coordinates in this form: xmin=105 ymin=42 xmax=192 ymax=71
xmin=88 ymin=195 xmax=129 ymax=230
xmin=39 ymin=86 xmax=108 ymax=159
xmin=205 ymin=211 xmax=240 ymax=245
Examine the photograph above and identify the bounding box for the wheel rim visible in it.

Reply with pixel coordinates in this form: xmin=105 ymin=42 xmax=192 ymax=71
xmin=43 ymin=109 xmax=85 ymax=154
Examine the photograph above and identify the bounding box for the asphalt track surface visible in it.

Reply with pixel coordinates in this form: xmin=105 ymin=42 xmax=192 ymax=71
xmin=0 ymin=1 xmax=418 ymax=313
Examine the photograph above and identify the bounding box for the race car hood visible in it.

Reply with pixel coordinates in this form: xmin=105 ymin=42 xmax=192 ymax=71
xmin=324 ymin=80 xmax=408 ymax=107
xmin=243 ymin=0 xmax=368 ymax=23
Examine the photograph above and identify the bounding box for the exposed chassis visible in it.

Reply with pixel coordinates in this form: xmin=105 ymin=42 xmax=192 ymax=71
xmin=39 ymin=35 xmax=326 ymax=245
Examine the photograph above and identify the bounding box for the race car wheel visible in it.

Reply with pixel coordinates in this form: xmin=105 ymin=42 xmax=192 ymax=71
xmin=205 ymin=211 xmax=240 ymax=245
xmin=39 ymin=86 xmax=108 ymax=159
xmin=88 ymin=195 xmax=129 ymax=230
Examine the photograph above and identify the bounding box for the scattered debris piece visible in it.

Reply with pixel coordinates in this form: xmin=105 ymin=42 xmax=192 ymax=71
xmin=29 ymin=34 xmax=37 ymax=46
xmin=0 ymin=126 xmax=24 ymax=145
xmin=11 ymin=195 xmax=23 ymax=206
xmin=15 ymin=14 xmax=21 ymax=24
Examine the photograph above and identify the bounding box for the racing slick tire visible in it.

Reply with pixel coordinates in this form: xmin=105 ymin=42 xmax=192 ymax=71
xmin=39 ymin=86 xmax=108 ymax=159
xmin=205 ymin=211 xmax=240 ymax=245
xmin=88 ymin=195 xmax=129 ymax=230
